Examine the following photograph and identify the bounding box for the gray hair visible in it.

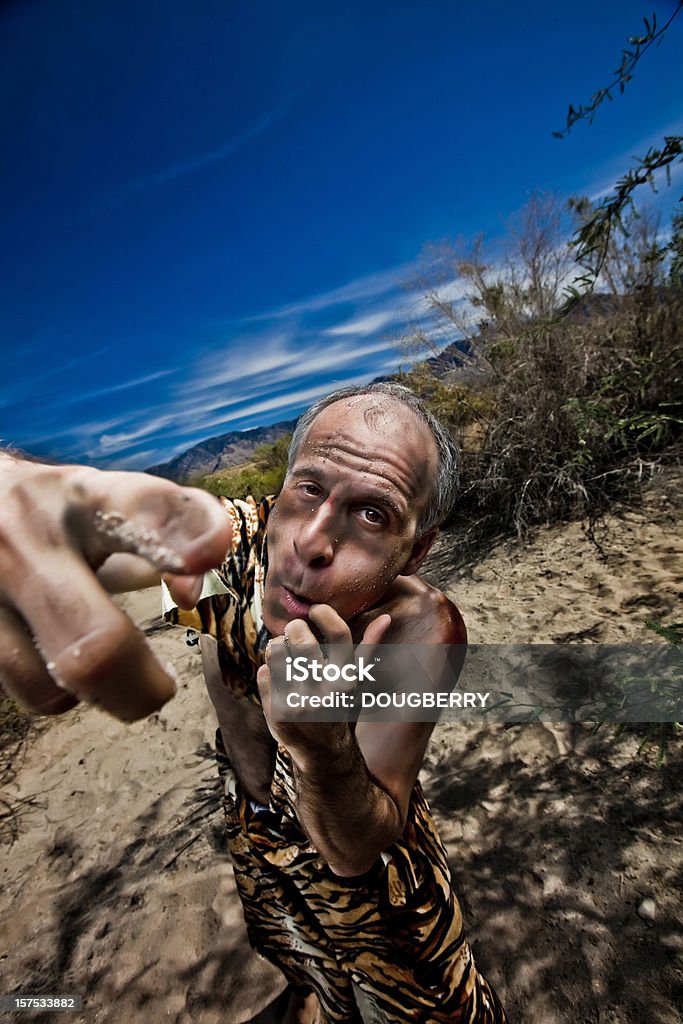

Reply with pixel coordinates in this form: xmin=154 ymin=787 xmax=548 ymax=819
xmin=288 ymin=382 xmax=459 ymax=536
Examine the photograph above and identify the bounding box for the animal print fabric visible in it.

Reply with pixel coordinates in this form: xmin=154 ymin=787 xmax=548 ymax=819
xmin=164 ymin=494 xmax=272 ymax=700
xmin=169 ymin=495 xmax=508 ymax=1023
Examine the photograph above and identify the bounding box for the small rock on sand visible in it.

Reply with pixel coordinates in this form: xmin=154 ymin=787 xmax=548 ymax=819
xmin=637 ymin=897 xmax=656 ymax=922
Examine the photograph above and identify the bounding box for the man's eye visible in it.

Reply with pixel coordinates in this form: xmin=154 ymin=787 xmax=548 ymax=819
xmin=359 ymin=507 xmax=386 ymax=526
xmin=298 ymin=482 xmax=321 ymax=498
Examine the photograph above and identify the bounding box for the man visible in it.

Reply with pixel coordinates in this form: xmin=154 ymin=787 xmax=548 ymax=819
xmin=0 ymin=383 xmax=507 ymax=1023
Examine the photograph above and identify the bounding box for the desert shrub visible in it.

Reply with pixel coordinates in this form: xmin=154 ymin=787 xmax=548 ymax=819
xmin=399 ymin=194 xmax=682 ymax=561
xmin=193 ymin=435 xmax=291 ymax=500
xmin=397 ymin=364 xmax=496 ymax=430
xmin=0 ymin=695 xmax=41 ymax=846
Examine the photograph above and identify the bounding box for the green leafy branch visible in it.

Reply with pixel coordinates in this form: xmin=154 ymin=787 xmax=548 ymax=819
xmin=561 ymin=136 xmax=683 ymax=306
xmin=645 ymin=619 xmax=683 ymax=645
xmin=553 ymin=5 xmax=683 ymax=139
xmin=554 ymin=5 xmax=683 ymax=305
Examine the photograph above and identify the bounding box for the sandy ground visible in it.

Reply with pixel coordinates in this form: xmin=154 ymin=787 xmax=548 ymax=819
xmin=1 ymin=468 xmax=681 ymax=1024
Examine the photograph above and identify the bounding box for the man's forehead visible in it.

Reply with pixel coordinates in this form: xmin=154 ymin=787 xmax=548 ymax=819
xmin=305 ymin=395 xmax=433 ymax=449
xmin=293 ymin=395 xmax=438 ymax=507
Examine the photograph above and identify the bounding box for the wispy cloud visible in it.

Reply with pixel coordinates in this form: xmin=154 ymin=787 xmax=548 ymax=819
xmin=23 ymin=255 xmax=456 ymax=468
xmin=589 ymin=156 xmax=683 ymax=204
xmin=57 ymin=103 xmax=294 ymax=230
xmin=96 ymin=411 xmax=178 ymax=453
xmin=180 ymin=373 xmax=375 ymax=437
xmin=21 ymin=414 xmax=133 ymax=449
xmin=179 ymin=333 xmax=397 ymax=401
xmin=408 ymin=277 xmax=470 ymax=318
xmin=12 ymin=346 xmax=111 ymax=392
xmin=180 ymin=330 xmax=301 ymax=393
xmin=325 ymin=311 xmax=396 ymax=336
xmin=70 ymin=330 xmax=403 ymax=466
xmin=586 ymin=118 xmax=683 ymax=204
xmin=70 ymin=369 xmax=177 ymax=404
xmin=122 ymin=103 xmax=291 ymax=196
xmin=241 ymin=262 xmax=415 ymax=322
xmin=102 ymin=448 xmax=167 ymax=471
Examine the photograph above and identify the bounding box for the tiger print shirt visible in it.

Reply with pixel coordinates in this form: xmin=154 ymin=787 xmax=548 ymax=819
xmin=169 ymin=495 xmax=508 ymax=1024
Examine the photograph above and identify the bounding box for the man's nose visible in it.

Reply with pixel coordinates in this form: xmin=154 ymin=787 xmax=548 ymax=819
xmin=293 ymin=505 xmax=336 ymax=567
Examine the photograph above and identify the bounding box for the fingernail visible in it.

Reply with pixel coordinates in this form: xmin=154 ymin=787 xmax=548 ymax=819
xmin=164 ymin=573 xmax=204 ymax=608
xmin=183 ymin=525 xmax=229 ymax=566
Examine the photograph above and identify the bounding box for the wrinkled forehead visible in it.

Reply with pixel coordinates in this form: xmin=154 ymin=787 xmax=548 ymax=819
xmin=295 ymin=395 xmax=438 ymax=497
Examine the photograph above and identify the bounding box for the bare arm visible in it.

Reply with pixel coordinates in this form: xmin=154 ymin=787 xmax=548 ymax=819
xmin=289 ymin=725 xmax=406 ymax=877
xmin=258 ymin=595 xmax=465 ymax=876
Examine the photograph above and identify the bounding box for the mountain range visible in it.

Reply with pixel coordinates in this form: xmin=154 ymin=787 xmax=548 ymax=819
xmin=146 ymin=419 xmax=298 ymax=483
xmin=146 ymin=339 xmax=470 ymax=483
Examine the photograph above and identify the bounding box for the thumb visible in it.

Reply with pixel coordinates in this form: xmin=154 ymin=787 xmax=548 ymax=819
xmin=163 ymin=573 xmax=204 ymax=610
xmin=361 ymin=613 xmax=392 ymax=646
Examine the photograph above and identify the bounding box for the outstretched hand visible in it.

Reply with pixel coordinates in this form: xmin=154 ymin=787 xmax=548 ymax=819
xmin=0 ymin=455 xmax=231 ymax=721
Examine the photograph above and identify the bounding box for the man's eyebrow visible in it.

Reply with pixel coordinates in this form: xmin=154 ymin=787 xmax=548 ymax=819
xmin=289 ymin=464 xmax=324 ymax=480
xmin=360 ymin=492 xmax=403 ymax=519
xmin=289 ymin=464 xmax=404 ymax=519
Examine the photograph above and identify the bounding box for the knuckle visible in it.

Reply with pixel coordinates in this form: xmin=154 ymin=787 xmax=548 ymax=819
xmin=64 ymin=466 xmax=101 ymax=504
xmin=0 ymin=467 xmax=72 ymax=590
xmin=328 ymin=626 xmax=350 ymax=642
xmin=287 ymin=617 xmax=307 ymax=632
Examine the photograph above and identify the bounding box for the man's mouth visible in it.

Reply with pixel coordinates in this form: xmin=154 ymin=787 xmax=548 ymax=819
xmin=281 ymin=587 xmax=313 ymax=619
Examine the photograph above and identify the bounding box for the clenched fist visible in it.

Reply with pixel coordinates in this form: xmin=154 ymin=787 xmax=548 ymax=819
xmin=256 ymin=604 xmax=390 ymax=766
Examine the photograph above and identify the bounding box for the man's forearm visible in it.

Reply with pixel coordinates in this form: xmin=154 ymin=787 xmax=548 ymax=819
xmin=289 ymin=728 xmax=404 ymax=877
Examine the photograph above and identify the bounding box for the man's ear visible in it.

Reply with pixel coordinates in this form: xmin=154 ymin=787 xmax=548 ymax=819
xmin=400 ymin=527 xmax=439 ymax=577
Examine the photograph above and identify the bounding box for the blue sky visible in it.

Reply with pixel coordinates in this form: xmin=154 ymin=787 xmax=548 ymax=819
xmin=2 ymin=1 xmax=682 ymax=469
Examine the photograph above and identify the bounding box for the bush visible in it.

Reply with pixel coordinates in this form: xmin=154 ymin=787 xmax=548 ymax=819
xmin=399 ymin=194 xmax=682 ymax=561
xmin=193 ymin=435 xmax=291 ymax=500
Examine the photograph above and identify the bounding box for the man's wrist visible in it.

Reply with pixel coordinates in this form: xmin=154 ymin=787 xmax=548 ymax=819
xmin=289 ymin=724 xmax=361 ymax=781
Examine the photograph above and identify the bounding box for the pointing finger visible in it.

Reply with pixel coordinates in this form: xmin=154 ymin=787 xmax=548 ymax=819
xmin=162 ymin=573 xmax=204 ymax=610
xmin=64 ymin=469 xmax=231 ymax=574
xmin=0 ymin=461 xmax=231 ymax=720
xmin=9 ymin=549 xmax=177 ymax=721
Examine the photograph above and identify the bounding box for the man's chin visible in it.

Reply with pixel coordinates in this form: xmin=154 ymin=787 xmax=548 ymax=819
xmin=262 ymin=605 xmax=285 ymax=637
